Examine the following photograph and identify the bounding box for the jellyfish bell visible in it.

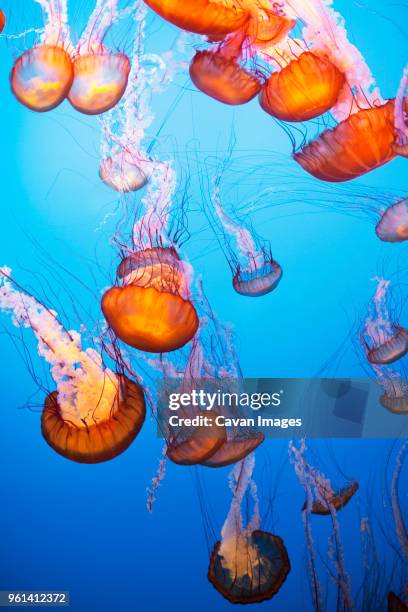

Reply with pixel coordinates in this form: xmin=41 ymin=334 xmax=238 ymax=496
xmin=10 ymin=45 xmax=74 ymax=112
xmin=166 ymin=409 xmax=226 ymax=465
xmin=68 ymin=51 xmax=130 ymax=115
xmin=260 ymin=52 xmax=346 ymax=123
xmin=102 ymin=247 xmax=199 ymax=353
xmin=367 ymin=326 xmax=408 ymax=365
xmin=100 ymin=150 xmax=151 ymax=193
xmin=233 ymin=259 xmax=282 ymax=297
xmin=247 ymin=9 xmax=295 ymax=49
xmin=201 ymin=431 xmax=265 ymax=468
xmin=189 ymin=49 xmax=261 ymax=106
xmin=208 ymin=529 xmax=290 ymax=604
xmin=376 ymin=199 xmax=408 ymax=243
xmin=42 ymin=375 xmax=146 ymax=463
xmin=380 ymin=393 xmax=408 ymax=415
xmin=302 ymin=481 xmax=359 ymax=515
xmin=143 ymin=0 xmax=249 ymax=37
xmin=294 ymin=100 xmax=396 ymax=182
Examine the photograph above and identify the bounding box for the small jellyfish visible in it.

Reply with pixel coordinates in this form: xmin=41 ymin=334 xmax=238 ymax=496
xmin=143 ymin=0 xmax=249 ymax=38
xmin=294 ymin=101 xmax=396 ymax=182
xmin=0 ymin=267 xmax=146 ymax=463
xmin=189 ymin=47 xmax=261 ymax=106
xmin=376 ymin=199 xmax=408 ymax=243
xmin=0 ymin=9 xmax=6 ymax=33
xmin=246 ymin=8 xmax=294 ymax=49
xmin=100 ymin=150 xmax=150 ymax=193
xmin=367 ymin=326 xmax=408 ymax=365
xmin=208 ymin=456 xmax=290 ymax=604
xmin=11 ymin=45 xmax=74 ymax=112
xmin=301 ymin=481 xmax=359 ymax=515
xmin=210 ymin=178 xmax=282 ymax=297
xmin=102 ymin=247 xmax=199 ymax=353
xmin=260 ymin=52 xmax=345 ymax=122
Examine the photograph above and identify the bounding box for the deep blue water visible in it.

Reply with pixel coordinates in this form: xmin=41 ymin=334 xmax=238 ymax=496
xmin=0 ymin=2 xmax=407 ymax=611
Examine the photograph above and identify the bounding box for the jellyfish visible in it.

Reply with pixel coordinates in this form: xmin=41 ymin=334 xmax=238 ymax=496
xmin=245 ymin=6 xmax=294 ymax=50
xmin=0 ymin=9 xmax=5 ymax=33
xmin=394 ymin=66 xmax=408 ymax=158
xmin=260 ymin=51 xmax=345 ymax=122
xmin=363 ymin=278 xmax=408 ymax=414
xmin=102 ymin=245 xmax=199 ymax=353
xmin=0 ymin=267 xmax=146 ymax=463
xmin=301 ymin=481 xmax=359 ymax=515
xmin=376 ymin=199 xmax=408 ymax=243
xmin=290 ymin=440 xmax=354 ymax=610
xmin=210 ymin=176 xmax=282 ymax=297
xmin=68 ymin=1 xmax=131 ymax=115
xmin=99 ymin=3 xmax=171 ymax=192
xmin=208 ymin=455 xmax=290 ymax=604
xmin=189 ymin=32 xmax=262 ymax=106
xmin=294 ymin=101 xmax=396 ymax=182
xmin=143 ymin=0 xmax=249 ymax=38
xmin=10 ymin=0 xmax=73 ymax=112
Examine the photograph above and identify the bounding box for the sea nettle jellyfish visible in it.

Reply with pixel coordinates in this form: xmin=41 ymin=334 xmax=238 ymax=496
xmin=363 ymin=278 xmax=408 ymax=415
xmin=394 ymin=66 xmax=408 ymax=158
xmin=0 ymin=268 xmax=146 ymax=463
xmin=376 ymin=199 xmax=408 ymax=243
xmin=245 ymin=5 xmax=294 ymax=50
xmin=99 ymin=3 xmax=169 ymax=193
xmin=102 ymin=245 xmax=199 ymax=353
xmin=143 ymin=0 xmax=249 ymax=37
xmin=211 ymin=181 xmax=282 ymax=296
xmin=260 ymin=51 xmax=345 ymax=122
xmin=68 ymin=1 xmax=131 ymax=115
xmin=189 ymin=32 xmax=262 ymax=106
xmin=301 ymin=481 xmax=359 ymax=515
xmin=10 ymin=0 xmax=73 ymax=112
xmin=208 ymin=455 xmax=290 ymax=604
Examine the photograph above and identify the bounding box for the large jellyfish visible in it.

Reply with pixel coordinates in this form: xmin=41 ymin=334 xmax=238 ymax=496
xmin=99 ymin=3 xmax=168 ymax=193
xmin=0 ymin=268 xmax=146 ymax=463
xmin=363 ymin=278 xmax=408 ymax=414
xmin=210 ymin=174 xmax=282 ymax=297
xmin=394 ymin=66 xmax=408 ymax=158
xmin=208 ymin=455 xmax=290 ymax=604
xmin=68 ymin=0 xmax=131 ymax=115
xmin=10 ymin=0 xmax=73 ymax=112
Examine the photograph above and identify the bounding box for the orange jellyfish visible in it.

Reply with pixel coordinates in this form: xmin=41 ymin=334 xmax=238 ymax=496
xmin=0 ymin=9 xmax=5 ymax=33
xmin=189 ymin=33 xmax=261 ymax=106
xmin=246 ymin=8 xmax=295 ymax=49
xmin=68 ymin=51 xmax=131 ymax=115
xmin=10 ymin=45 xmax=74 ymax=112
xmin=143 ymin=0 xmax=249 ymax=37
xmin=367 ymin=326 xmax=408 ymax=366
xmin=208 ymin=457 xmax=290 ymax=604
xmin=260 ymin=52 xmax=346 ymax=122
xmin=43 ymin=376 xmax=146 ymax=464
xmin=102 ymin=247 xmax=199 ymax=353
xmin=302 ymin=481 xmax=359 ymax=515
xmin=0 ymin=267 xmax=146 ymax=464
xmin=294 ymin=100 xmax=396 ymax=182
